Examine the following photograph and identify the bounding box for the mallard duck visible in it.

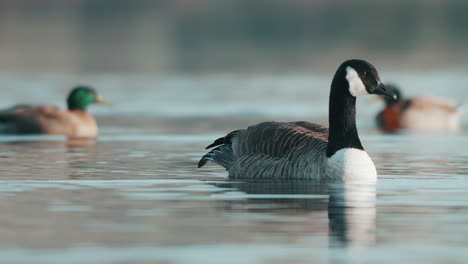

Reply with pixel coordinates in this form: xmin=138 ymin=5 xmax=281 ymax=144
xmin=376 ymin=84 xmax=462 ymax=133
xmin=0 ymin=86 xmax=111 ymax=138
xmin=199 ymin=59 xmax=396 ymax=181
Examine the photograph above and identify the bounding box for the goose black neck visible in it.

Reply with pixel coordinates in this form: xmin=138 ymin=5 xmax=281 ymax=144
xmin=326 ymin=66 xmax=364 ymax=157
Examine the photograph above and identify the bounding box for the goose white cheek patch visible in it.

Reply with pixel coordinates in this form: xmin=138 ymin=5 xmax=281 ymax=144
xmin=346 ymin=66 xmax=369 ymax=96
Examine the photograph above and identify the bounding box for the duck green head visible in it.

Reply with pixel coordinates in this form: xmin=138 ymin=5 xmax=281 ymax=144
xmin=67 ymin=86 xmax=111 ymax=110
xmin=383 ymin=84 xmax=402 ymax=105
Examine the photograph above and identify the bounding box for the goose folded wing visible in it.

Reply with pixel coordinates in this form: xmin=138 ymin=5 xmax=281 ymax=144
xmin=231 ymin=121 xmax=329 ymax=158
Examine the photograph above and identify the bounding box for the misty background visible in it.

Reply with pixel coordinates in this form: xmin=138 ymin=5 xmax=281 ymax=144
xmin=1 ymin=0 xmax=467 ymax=74
xmin=2 ymin=2 xmax=468 ymax=264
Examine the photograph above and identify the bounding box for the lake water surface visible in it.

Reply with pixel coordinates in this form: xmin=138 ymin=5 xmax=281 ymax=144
xmin=1 ymin=72 xmax=468 ymax=263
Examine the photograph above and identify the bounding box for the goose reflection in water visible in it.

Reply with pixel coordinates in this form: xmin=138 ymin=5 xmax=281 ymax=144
xmin=214 ymin=179 xmax=376 ymax=253
xmin=327 ymin=182 xmax=376 ymax=249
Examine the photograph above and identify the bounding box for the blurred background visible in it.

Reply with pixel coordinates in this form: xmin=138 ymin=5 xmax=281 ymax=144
xmin=1 ymin=0 xmax=468 ymax=74
xmin=0 ymin=0 xmax=467 ymax=121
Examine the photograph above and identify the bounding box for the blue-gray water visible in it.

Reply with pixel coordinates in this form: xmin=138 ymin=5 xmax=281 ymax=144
xmin=1 ymin=72 xmax=468 ymax=264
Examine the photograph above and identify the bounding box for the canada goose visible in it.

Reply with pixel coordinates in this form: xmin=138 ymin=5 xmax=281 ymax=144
xmin=0 ymin=86 xmax=111 ymax=138
xmin=376 ymin=84 xmax=462 ymax=133
xmin=199 ymin=59 xmax=396 ymax=181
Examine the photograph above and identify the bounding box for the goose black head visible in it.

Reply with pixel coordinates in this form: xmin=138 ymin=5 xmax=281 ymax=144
xmin=342 ymin=59 xmax=397 ymax=100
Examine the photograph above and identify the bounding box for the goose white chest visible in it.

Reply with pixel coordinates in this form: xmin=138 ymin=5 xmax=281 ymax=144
xmin=327 ymin=148 xmax=377 ymax=182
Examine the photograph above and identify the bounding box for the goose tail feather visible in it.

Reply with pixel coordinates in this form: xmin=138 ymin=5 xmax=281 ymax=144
xmin=198 ymin=144 xmax=234 ymax=169
xmin=205 ymin=130 xmax=242 ymax=149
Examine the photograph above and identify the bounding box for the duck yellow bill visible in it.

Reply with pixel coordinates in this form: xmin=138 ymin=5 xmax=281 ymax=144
xmin=95 ymin=95 xmax=112 ymax=105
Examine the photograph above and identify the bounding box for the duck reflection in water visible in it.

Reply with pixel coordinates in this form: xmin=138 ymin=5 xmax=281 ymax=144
xmin=0 ymin=138 xmax=97 ymax=179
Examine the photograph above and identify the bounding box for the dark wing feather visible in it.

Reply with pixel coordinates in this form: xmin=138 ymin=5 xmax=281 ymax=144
xmin=233 ymin=121 xmax=328 ymax=158
xmin=205 ymin=129 xmax=244 ymax=149
xmin=288 ymin=121 xmax=329 ymax=134
xmin=199 ymin=130 xmax=243 ymax=168
xmin=198 ymin=144 xmax=234 ymax=168
xmin=199 ymin=121 xmax=329 ymax=170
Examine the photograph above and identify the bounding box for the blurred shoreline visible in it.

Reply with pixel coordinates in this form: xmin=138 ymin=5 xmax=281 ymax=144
xmin=1 ymin=0 xmax=467 ymax=74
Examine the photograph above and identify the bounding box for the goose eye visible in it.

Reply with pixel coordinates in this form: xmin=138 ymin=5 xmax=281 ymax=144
xmin=363 ymin=71 xmax=367 ymax=76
